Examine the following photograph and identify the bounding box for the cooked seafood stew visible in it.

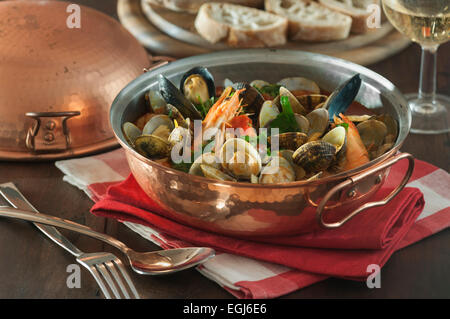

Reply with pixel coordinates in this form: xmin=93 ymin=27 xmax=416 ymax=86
xmin=122 ymin=67 xmax=398 ymax=184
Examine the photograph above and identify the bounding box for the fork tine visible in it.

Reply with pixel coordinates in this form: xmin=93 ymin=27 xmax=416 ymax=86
xmin=105 ymin=261 xmax=131 ymax=299
xmin=88 ymin=266 xmax=113 ymax=299
xmin=112 ymin=258 xmax=141 ymax=299
xmin=96 ymin=263 xmax=122 ymax=299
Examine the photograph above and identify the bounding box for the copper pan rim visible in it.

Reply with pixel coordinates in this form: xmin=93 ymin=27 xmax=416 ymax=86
xmin=111 ymin=48 xmax=411 ymax=189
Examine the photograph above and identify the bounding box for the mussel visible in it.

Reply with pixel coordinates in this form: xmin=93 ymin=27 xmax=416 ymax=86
xmin=158 ymin=74 xmax=202 ymax=120
xmin=179 ymin=66 xmax=215 ymax=105
xmin=232 ymin=82 xmax=265 ymax=121
xmin=325 ymin=74 xmax=362 ymax=121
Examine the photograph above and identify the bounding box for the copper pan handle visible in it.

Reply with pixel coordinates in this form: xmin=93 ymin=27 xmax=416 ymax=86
xmin=143 ymin=55 xmax=175 ymax=73
xmin=316 ymin=153 xmax=415 ymax=229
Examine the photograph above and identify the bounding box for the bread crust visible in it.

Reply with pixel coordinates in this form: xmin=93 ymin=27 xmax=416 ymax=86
xmin=145 ymin=0 xmax=264 ymax=14
xmin=194 ymin=3 xmax=288 ymax=47
xmin=318 ymin=0 xmax=380 ymax=33
xmin=265 ymin=0 xmax=352 ymax=42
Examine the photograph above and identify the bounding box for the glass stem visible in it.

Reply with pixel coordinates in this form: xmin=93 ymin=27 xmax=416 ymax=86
xmin=418 ymin=45 xmax=438 ymax=102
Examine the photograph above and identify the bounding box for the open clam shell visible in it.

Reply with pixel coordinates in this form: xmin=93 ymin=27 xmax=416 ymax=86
xmin=142 ymin=114 xmax=175 ymax=139
xmin=259 ymin=100 xmax=280 ymax=128
xmin=122 ymin=122 xmax=142 ymax=146
xmin=134 ymin=135 xmax=171 ymax=159
xmin=200 ymin=164 xmax=236 ymax=182
xmin=189 ymin=152 xmax=221 ymax=176
xmin=218 ymin=138 xmax=262 ymax=180
xmin=306 ymin=108 xmax=329 ymax=141
xmin=259 ymin=155 xmax=296 ymax=184
xmin=356 ymin=119 xmax=388 ymax=152
xmin=292 ymin=141 xmax=336 ymax=173
xmin=279 ymin=87 xmax=307 ymax=115
xmin=296 ymin=94 xmax=328 ymax=112
xmin=269 ymin=132 xmax=308 ymax=151
xmin=277 ymin=77 xmax=320 ymax=94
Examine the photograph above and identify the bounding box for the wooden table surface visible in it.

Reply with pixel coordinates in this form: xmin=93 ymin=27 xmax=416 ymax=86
xmin=0 ymin=1 xmax=448 ymax=299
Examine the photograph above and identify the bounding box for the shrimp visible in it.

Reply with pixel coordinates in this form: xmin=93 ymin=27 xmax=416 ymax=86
xmin=335 ymin=113 xmax=370 ymax=171
xmin=194 ymin=87 xmax=245 ymax=148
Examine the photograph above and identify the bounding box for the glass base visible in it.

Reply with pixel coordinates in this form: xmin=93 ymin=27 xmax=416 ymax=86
xmin=405 ymin=93 xmax=450 ymax=134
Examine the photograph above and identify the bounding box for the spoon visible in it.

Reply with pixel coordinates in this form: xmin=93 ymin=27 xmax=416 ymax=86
xmin=0 ymin=206 xmax=215 ymax=275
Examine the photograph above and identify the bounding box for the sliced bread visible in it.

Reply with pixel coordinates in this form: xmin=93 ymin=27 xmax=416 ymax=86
xmin=194 ymin=3 xmax=288 ymax=47
xmin=265 ymin=0 xmax=352 ymax=42
xmin=318 ymin=0 xmax=380 ymax=33
xmin=145 ymin=0 xmax=265 ymax=14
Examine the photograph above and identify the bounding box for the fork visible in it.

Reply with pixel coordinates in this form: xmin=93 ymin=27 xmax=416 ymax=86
xmin=0 ymin=182 xmax=140 ymax=299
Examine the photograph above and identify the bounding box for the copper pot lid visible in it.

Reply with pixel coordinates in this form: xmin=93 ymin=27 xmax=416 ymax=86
xmin=0 ymin=0 xmax=150 ymax=160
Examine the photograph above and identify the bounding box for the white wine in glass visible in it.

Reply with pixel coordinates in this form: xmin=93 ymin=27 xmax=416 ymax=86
xmin=382 ymin=0 xmax=450 ymax=134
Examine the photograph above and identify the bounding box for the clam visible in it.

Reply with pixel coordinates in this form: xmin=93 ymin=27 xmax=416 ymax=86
xmin=259 ymin=100 xmax=280 ymax=128
xmin=168 ymin=125 xmax=191 ymax=147
xmin=142 ymin=114 xmax=174 ymax=140
xmin=250 ymin=80 xmax=270 ymax=90
xmin=179 ymin=66 xmax=215 ymax=105
xmin=321 ymin=126 xmax=346 ymax=154
xmin=276 ymin=149 xmax=306 ymax=181
xmin=322 ymin=126 xmax=347 ymax=172
xmin=166 ymin=104 xmax=189 ymax=128
xmin=306 ymin=108 xmax=329 ymax=141
xmin=259 ymin=156 xmax=296 ymax=184
xmin=324 ymin=74 xmax=362 ymax=121
xmin=296 ymin=94 xmax=328 ymax=112
xmin=145 ymin=90 xmax=166 ymax=114
xmin=292 ymin=141 xmax=337 ymax=173
xmin=269 ymin=132 xmax=308 ymax=151
xmin=189 ymin=152 xmax=221 ymax=176
xmin=158 ymin=74 xmax=202 ymax=120
xmin=356 ymin=119 xmax=388 ymax=153
xmin=345 ymin=114 xmax=374 ymax=123
xmin=279 ymin=87 xmax=308 ymax=115
xmin=134 ymin=135 xmax=171 ymax=159
xmin=277 ymin=77 xmax=320 ymax=94
xmin=200 ymin=164 xmax=236 ymax=182
xmin=375 ymin=114 xmax=398 ymax=144
xmin=122 ymin=122 xmax=142 ymax=146
xmin=218 ymin=138 xmax=262 ymax=180
xmin=232 ymin=82 xmax=265 ymax=120
xmin=295 ymin=114 xmax=310 ymax=134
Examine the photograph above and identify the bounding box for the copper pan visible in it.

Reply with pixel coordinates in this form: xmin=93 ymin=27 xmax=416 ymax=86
xmin=0 ymin=1 xmax=151 ymax=160
xmin=111 ymin=49 xmax=414 ymax=237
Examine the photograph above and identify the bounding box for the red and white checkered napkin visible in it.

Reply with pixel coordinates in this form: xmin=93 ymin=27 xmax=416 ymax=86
xmin=55 ymin=149 xmax=450 ymax=299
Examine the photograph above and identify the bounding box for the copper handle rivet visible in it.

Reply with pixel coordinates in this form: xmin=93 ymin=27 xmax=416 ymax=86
xmin=44 ymin=133 xmax=55 ymax=142
xmin=347 ymin=188 xmax=356 ymax=198
xmin=45 ymin=120 xmax=56 ymax=131
xmin=375 ymin=175 xmax=382 ymax=184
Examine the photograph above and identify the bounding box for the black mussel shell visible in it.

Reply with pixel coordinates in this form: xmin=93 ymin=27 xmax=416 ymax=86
xmin=179 ymin=66 xmax=216 ymax=100
xmin=326 ymin=74 xmax=362 ymax=121
xmin=158 ymin=74 xmax=202 ymax=120
xmin=231 ymin=82 xmax=265 ymax=125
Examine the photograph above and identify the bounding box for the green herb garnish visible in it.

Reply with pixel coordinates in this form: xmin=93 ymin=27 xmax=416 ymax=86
xmin=254 ymin=84 xmax=282 ymax=98
xmin=268 ymin=96 xmax=300 ymax=134
xmin=336 ymin=122 xmax=349 ymax=131
xmin=194 ymin=96 xmax=217 ymax=118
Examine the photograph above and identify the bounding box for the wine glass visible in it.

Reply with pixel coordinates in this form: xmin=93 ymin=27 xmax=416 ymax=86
xmin=382 ymin=0 xmax=449 ymax=134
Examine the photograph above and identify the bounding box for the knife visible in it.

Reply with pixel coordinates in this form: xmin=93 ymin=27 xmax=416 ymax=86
xmin=0 ymin=182 xmax=84 ymax=257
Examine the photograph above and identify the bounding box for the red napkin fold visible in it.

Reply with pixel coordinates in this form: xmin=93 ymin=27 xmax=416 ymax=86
xmin=91 ymin=158 xmax=425 ymax=280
